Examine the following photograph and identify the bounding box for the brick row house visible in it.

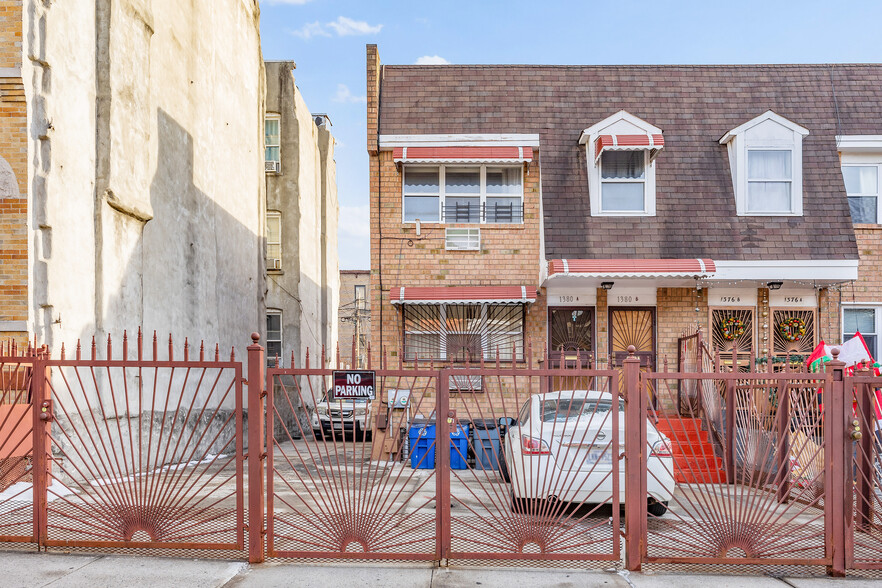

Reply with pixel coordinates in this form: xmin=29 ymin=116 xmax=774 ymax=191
xmin=367 ymin=45 xmax=882 ymax=385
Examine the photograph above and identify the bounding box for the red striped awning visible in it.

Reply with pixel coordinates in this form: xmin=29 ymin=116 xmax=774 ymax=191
xmin=392 ymin=146 xmax=533 ymax=164
xmin=594 ymin=134 xmax=664 ymax=161
xmin=548 ymin=258 xmax=715 ymax=278
xmin=390 ymin=286 xmax=537 ymax=305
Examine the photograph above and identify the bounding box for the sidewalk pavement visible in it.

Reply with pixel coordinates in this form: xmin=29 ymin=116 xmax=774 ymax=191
xmin=1 ymin=551 xmax=879 ymax=588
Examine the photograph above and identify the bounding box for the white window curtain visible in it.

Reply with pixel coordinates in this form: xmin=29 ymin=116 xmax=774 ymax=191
xmin=747 ymin=150 xmax=792 ymax=212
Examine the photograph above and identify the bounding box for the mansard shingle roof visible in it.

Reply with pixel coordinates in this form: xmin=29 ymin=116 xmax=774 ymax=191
xmin=377 ymin=63 xmax=882 ymax=261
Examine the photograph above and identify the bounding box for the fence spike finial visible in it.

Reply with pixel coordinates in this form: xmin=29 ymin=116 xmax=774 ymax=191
xmin=107 ymin=333 xmax=112 ymax=360
xmin=76 ymin=339 xmax=82 ymax=360
xmin=91 ymin=335 xmax=96 ymax=360
xmin=215 ymin=343 xmax=220 ymax=362
xmin=305 ymin=347 xmax=310 ymax=369
xmin=168 ymin=334 xmax=174 ymax=361
xmin=230 ymin=346 xmax=236 ymax=361
xmin=153 ymin=331 xmax=158 ymax=361
xmin=137 ymin=327 xmax=143 ymax=361
xmin=321 ymin=345 xmax=326 ymax=369
xmin=60 ymin=342 xmax=66 ymax=360
xmin=200 ymin=340 xmax=205 ymax=362
xmin=184 ymin=337 xmax=189 ymax=361
xmin=123 ymin=330 xmax=128 ymax=361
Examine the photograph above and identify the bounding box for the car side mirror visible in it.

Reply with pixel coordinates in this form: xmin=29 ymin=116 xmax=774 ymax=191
xmin=498 ymin=417 xmax=517 ymax=428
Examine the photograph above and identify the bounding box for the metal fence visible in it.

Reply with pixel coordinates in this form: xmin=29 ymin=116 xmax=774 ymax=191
xmin=1 ymin=333 xmax=880 ymax=576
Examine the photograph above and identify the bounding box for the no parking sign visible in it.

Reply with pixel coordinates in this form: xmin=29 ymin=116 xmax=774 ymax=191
xmin=331 ymin=370 xmax=376 ymax=400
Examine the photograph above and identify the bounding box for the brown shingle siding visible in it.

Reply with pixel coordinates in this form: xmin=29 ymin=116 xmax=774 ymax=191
xmin=378 ymin=63 xmax=882 ymax=262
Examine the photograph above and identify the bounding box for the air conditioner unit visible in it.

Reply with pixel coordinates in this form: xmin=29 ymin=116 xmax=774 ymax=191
xmin=265 ymin=160 xmax=280 ymax=173
xmin=267 ymin=258 xmax=281 ymax=270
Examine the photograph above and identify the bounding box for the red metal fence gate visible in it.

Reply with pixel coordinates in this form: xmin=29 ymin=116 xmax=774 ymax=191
xmin=847 ymin=373 xmax=882 ymax=571
xmin=0 ymin=342 xmax=39 ymax=544
xmin=3 ymin=335 xmax=882 ymax=576
xmin=1 ymin=334 xmax=246 ymax=553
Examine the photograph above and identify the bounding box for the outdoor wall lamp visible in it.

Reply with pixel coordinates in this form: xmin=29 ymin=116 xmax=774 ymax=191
xmin=601 ymin=282 xmax=614 ymax=290
xmin=767 ymin=281 xmax=783 ymax=290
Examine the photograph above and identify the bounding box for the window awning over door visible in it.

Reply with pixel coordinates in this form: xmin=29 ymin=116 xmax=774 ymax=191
xmin=392 ymin=146 xmax=534 ymax=164
xmin=594 ymin=134 xmax=664 ymax=162
xmin=390 ymin=286 xmax=537 ymax=305
xmin=548 ymin=258 xmax=715 ymax=279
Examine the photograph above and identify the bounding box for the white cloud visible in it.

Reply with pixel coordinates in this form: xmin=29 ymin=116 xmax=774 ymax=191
xmin=264 ymin=0 xmax=313 ymax=5
xmin=289 ymin=21 xmax=331 ymax=40
xmin=415 ymin=55 xmax=449 ymax=65
xmin=332 ymin=84 xmax=367 ymax=104
xmin=339 ymin=205 xmax=370 ymax=238
xmin=289 ymin=16 xmax=382 ymax=40
xmin=327 ymin=16 xmax=383 ymax=36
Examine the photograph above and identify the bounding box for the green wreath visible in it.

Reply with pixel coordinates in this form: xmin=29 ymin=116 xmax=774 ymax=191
xmin=719 ymin=316 xmax=745 ymax=341
xmin=778 ymin=317 xmax=807 ymax=342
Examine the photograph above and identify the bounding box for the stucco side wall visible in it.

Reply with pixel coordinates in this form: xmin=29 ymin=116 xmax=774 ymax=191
xmin=265 ymin=62 xmax=338 ymax=368
xmin=318 ymin=125 xmax=338 ymax=360
xmin=26 ymin=0 xmax=265 ymax=356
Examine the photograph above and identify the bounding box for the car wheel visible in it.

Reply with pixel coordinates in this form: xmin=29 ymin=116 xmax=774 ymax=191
xmin=648 ymin=499 xmax=668 ymax=517
xmin=510 ymin=493 xmax=529 ymax=514
xmin=498 ymin=440 xmax=511 ymax=483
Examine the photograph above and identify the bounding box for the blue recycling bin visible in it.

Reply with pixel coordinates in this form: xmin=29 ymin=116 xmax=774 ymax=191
xmin=409 ymin=421 xmax=470 ymax=470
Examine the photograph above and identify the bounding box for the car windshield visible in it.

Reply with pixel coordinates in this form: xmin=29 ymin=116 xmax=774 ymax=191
xmin=540 ymin=398 xmax=624 ymax=422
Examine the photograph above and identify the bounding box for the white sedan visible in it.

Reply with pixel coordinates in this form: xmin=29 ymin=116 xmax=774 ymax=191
xmin=501 ymin=390 xmax=675 ymax=516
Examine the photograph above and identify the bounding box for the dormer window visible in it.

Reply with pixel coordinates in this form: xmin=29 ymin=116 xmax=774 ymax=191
xmin=720 ymin=111 xmax=808 ymax=216
xmin=601 ymin=150 xmax=647 ymax=212
xmin=579 ymin=111 xmax=664 ymax=217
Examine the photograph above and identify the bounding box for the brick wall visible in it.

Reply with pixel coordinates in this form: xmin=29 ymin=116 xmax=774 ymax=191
xmin=0 ymin=1 xmax=22 ymax=70
xmin=338 ymin=270 xmax=370 ymax=367
xmin=369 ymin=150 xmax=544 ymax=370
xmin=0 ymin=0 xmax=27 ymax=344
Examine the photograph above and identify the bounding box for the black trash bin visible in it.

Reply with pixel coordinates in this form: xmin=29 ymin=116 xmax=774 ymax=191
xmin=471 ymin=418 xmax=501 ymax=471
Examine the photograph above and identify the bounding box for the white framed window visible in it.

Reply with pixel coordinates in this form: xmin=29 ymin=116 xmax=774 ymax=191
xmin=720 ymin=111 xmax=808 ymax=216
xmin=266 ymin=211 xmax=281 ymax=270
xmin=266 ymin=310 xmax=283 ymax=367
xmin=445 ymin=228 xmax=480 ymax=250
xmin=843 ymin=306 xmax=880 ymax=362
xmin=401 ymin=165 xmax=523 ymax=224
xmin=842 ymin=162 xmax=881 ymax=224
xmin=600 ymin=150 xmax=647 ymax=213
xmin=354 ymin=284 xmax=366 ymax=310
xmin=402 ymin=303 xmax=525 ymax=362
xmin=747 ymin=150 xmax=792 ymax=213
xmin=579 ymin=111 xmax=662 ymax=217
xmin=265 ymin=114 xmax=281 ymax=172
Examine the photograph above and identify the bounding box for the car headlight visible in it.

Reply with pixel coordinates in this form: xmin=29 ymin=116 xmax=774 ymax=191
xmin=354 ymin=406 xmax=367 ymax=416
xmin=316 ymin=406 xmax=328 ymax=416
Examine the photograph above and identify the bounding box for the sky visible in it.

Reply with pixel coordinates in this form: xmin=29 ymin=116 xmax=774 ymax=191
xmin=258 ymin=0 xmax=882 ymax=271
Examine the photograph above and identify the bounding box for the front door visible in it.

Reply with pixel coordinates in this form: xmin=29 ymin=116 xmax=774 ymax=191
xmin=609 ymin=307 xmax=656 ymax=369
xmin=547 ymin=306 xmax=595 ymax=367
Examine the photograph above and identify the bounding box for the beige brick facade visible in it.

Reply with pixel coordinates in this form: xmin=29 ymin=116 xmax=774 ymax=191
xmin=0 ymin=0 xmax=27 ymax=344
xmin=367 ymin=45 xmax=879 ymax=411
